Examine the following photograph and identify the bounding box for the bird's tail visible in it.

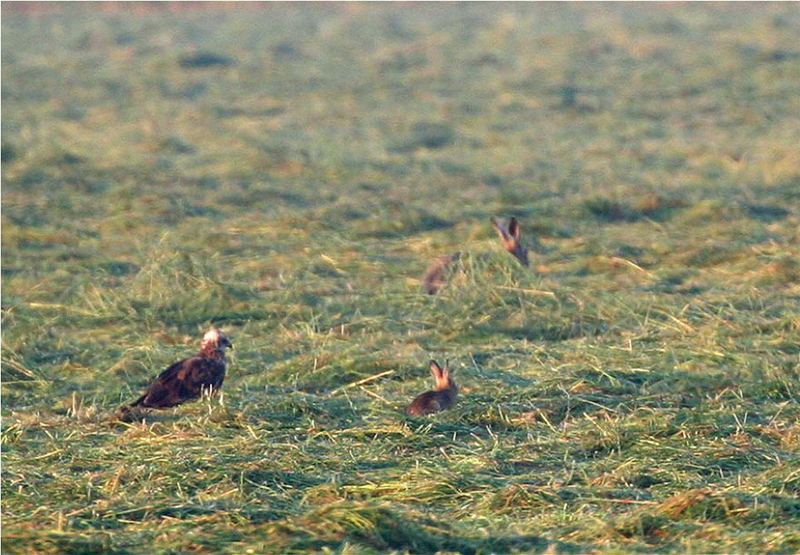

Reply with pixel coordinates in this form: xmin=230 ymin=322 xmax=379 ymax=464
xmin=111 ymin=394 xmax=147 ymax=422
xmin=129 ymin=393 xmax=147 ymax=408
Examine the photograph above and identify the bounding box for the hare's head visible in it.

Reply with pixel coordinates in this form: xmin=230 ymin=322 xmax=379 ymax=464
xmin=491 ymin=216 xmax=529 ymax=267
xmin=430 ymin=359 xmax=456 ymax=392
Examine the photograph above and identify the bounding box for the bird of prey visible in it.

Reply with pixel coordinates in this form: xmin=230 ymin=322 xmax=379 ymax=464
xmin=115 ymin=328 xmax=233 ymax=420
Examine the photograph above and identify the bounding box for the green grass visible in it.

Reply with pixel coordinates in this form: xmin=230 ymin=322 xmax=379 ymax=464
xmin=2 ymin=3 xmax=799 ymax=552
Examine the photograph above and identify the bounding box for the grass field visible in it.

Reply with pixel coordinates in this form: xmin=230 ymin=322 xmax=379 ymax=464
xmin=2 ymin=3 xmax=799 ymax=552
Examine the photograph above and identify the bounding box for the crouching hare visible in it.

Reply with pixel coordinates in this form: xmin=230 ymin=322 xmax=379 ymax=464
xmin=406 ymin=360 xmax=458 ymax=416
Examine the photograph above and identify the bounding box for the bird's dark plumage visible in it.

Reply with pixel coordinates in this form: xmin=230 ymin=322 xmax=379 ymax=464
xmin=130 ymin=355 xmax=226 ymax=409
xmin=115 ymin=328 xmax=232 ymax=420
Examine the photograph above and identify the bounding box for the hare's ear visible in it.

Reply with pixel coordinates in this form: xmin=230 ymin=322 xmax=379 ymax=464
xmin=491 ymin=217 xmax=510 ymax=241
xmin=430 ymin=360 xmax=443 ymax=382
xmin=442 ymin=359 xmax=451 ymax=381
xmin=508 ymin=217 xmax=521 ymax=241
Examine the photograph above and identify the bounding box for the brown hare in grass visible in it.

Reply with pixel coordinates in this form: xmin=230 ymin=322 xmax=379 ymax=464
xmin=422 ymin=216 xmax=530 ymax=294
xmin=406 ymin=360 xmax=458 ymax=416
xmin=114 ymin=328 xmax=233 ymax=421
xmin=422 ymin=252 xmax=461 ymax=295
xmin=490 ymin=216 xmax=529 ymax=267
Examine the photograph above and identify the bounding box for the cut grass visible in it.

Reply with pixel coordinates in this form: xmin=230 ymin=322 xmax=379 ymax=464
xmin=3 ymin=3 xmax=800 ymax=553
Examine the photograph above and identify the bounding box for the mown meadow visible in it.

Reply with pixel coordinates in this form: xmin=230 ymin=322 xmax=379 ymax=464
xmin=2 ymin=3 xmax=799 ymax=552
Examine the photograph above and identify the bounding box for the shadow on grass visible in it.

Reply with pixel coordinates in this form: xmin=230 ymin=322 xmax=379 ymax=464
xmin=2 ymin=534 xmax=119 ymax=554
xmin=641 ymin=370 xmax=737 ymax=401
xmin=178 ymin=51 xmax=234 ymax=68
xmin=354 ymin=209 xmax=455 ymax=239
xmin=474 ymin=320 xmax=608 ymax=343
xmin=243 ymin=469 xmax=326 ymax=492
xmin=109 ymin=409 xmax=187 ymax=426
xmin=387 ymin=121 xmax=455 ymax=153
xmin=272 ymin=502 xmax=581 ymax=553
xmin=743 ymin=203 xmax=790 ymax=222
xmin=583 ymin=194 xmax=688 ymax=223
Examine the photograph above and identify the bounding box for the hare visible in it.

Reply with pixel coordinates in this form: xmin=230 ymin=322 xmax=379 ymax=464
xmin=406 ymin=360 xmax=458 ymax=415
xmin=114 ymin=328 xmax=233 ymax=421
xmin=422 ymin=252 xmax=461 ymax=295
xmin=491 ymin=216 xmax=529 ymax=267
xmin=422 ymin=216 xmax=530 ymax=294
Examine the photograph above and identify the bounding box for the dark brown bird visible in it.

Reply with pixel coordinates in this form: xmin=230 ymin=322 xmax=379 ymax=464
xmin=115 ymin=328 xmax=233 ymax=420
xmin=406 ymin=360 xmax=458 ymax=416
xmin=491 ymin=216 xmax=529 ymax=266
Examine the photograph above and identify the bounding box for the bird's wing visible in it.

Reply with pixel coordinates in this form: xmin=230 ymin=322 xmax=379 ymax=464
xmin=137 ymin=356 xmax=220 ymax=408
xmin=185 ymin=357 xmax=226 ymax=392
xmin=130 ymin=358 xmax=188 ymax=407
xmin=155 ymin=357 xmax=190 ymax=381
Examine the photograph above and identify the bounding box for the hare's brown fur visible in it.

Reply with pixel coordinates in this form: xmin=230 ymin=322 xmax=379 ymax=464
xmin=422 ymin=216 xmax=530 ymax=295
xmin=491 ymin=216 xmax=529 ymax=266
xmin=422 ymin=253 xmax=460 ymax=295
xmin=406 ymin=360 xmax=457 ymax=416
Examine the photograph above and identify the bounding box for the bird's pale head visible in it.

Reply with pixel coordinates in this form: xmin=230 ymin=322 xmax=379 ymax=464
xmin=200 ymin=328 xmax=233 ymax=358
